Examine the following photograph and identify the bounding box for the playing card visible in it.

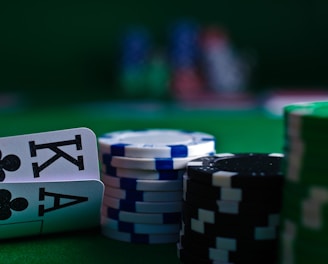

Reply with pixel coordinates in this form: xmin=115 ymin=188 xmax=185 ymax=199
xmin=0 ymin=127 xmax=100 ymax=182
xmin=0 ymin=180 xmax=104 ymax=239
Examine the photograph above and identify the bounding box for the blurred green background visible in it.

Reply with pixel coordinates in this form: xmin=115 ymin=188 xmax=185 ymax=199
xmin=0 ymin=0 xmax=327 ymax=106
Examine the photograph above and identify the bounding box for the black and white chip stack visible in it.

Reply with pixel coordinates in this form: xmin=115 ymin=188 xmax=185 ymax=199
xmin=179 ymin=153 xmax=284 ymax=263
xmin=97 ymin=129 xmax=216 ymax=244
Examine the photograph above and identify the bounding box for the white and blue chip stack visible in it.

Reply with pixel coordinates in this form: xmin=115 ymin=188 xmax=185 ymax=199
xmin=98 ymin=129 xmax=216 ymax=244
xmin=179 ymin=153 xmax=284 ymax=263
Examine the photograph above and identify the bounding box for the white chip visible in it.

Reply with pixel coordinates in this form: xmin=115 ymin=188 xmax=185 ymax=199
xmin=103 ymin=154 xmax=208 ymax=171
xmin=104 ymin=185 xmax=182 ymax=202
xmin=102 ymin=173 xmax=183 ymax=191
xmin=99 ymin=129 xmax=215 ymax=158
xmin=101 ymin=217 xmax=180 ymax=234
xmin=103 ymin=195 xmax=182 ymax=213
xmin=101 ymin=206 xmax=180 ymax=224
xmin=101 ymin=225 xmax=179 ymax=244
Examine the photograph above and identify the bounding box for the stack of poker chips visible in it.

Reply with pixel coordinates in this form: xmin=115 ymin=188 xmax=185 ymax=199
xmin=169 ymin=20 xmax=205 ymax=98
xmin=98 ymin=129 xmax=216 ymax=244
xmin=119 ymin=26 xmax=151 ymax=98
xmin=178 ymin=153 xmax=284 ymax=263
xmin=280 ymin=101 xmax=328 ymax=264
xmin=200 ymin=26 xmax=249 ymax=94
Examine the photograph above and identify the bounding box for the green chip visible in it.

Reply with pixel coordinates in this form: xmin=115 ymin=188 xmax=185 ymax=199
xmin=280 ymin=181 xmax=328 ymax=243
xmin=281 ymin=101 xmax=328 ymax=262
xmin=280 ymin=227 xmax=328 ymax=264
xmin=283 ymin=154 xmax=328 ymax=186
xmin=284 ymin=101 xmax=328 ymax=139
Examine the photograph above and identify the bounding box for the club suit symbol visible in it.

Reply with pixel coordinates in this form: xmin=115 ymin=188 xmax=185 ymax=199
xmin=0 ymin=189 xmax=28 ymax=220
xmin=0 ymin=150 xmax=21 ymax=182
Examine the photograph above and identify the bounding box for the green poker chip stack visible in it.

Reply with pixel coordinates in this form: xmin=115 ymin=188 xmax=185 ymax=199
xmin=280 ymin=101 xmax=328 ymax=264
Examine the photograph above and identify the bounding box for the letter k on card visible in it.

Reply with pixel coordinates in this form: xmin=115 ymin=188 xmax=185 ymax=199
xmin=0 ymin=128 xmax=100 ymax=182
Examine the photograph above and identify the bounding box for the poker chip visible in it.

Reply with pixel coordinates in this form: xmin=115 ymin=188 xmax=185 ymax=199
xmin=102 ymin=173 xmax=183 ymax=191
xmin=179 ymin=227 xmax=278 ymax=251
xmin=280 ymin=222 xmax=328 ymax=264
xmin=98 ymin=129 xmax=215 ymax=158
xmin=101 ymin=153 xmax=211 ymax=171
xmin=182 ymin=201 xmax=280 ymax=227
xmin=119 ymin=26 xmax=150 ymax=98
xmin=101 ymin=217 xmax=180 ymax=235
xmin=102 ymin=206 xmax=181 ymax=224
xmin=183 ymin=175 xmax=283 ymax=203
xmin=104 ymin=185 xmax=182 ymax=202
xmin=168 ymin=19 xmax=207 ymax=98
xmin=177 ymin=152 xmax=284 ymax=263
xmin=182 ymin=217 xmax=278 ymax=240
xmin=102 ymin=164 xmax=185 ymax=180
xmin=284 ymin=101 xmax=328 ymax=137
xmin=183 ymin=191 xmax=282 ymax=214
xmin=200 ymin=26 xmax=248 ymax=94
xmin=101 ymin=226 xmax=179 ymax=244
xmin=103 ymin=195 xmax=182 ymax=213
xmin=178 ymin=241 xmax=277 ymax=263
xmin=177 ymin=242 xmax=220 ymax=264
xmin=186 ymin=153 xmax=284 ymax=188
xmin=177 ymin=240 xmax=277 ymax=264
xmin=280 ymin=101 xmax=328 ymax=263
xmin=98 ymin=129 xmax=216 ymax=243
xmin=169 ymin=20 xmax=199 ymax=69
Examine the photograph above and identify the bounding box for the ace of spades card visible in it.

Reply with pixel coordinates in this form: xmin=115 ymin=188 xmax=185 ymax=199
xmin=0 ymin=127 xmax=104 ymax=238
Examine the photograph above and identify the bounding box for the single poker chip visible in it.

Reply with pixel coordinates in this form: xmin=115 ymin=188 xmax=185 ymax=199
xmin=183 ymin=191 xmax=282 ymax=214
xmin=280 ymin=225 xmax=328 ymax=264
xmin=284 ymin=144 xmax=328 ymax=171
xmin=98 ymin=129 xmax=216 ymax=158
xmin=178 ymin=241 xmax=278 ymax=263
xmin=282 ymin=179 xmax=327 ymax=199
xmin=177 ymin=242 xmax=276 ymax=264
xmin=281 ymin=217 xmax=328 ymax=246
xmin=102 ymin=206 xmax=181 ymax=224
xmin=103 ymin=195 xmax=182 ymax=213
xmin=284 ymin=102 xmax=328 ymax=142
xmin=284 ymin=137 xmax=328 ymax=155
xmin=101 ymin=217 xmax=180 ymax=234
xmin=179 ymin=222 xmax=279 ymax=259
xmin=183 ymin=175 xmax=283 ymax=203
xmin=104 ymin=185 xmax=182 ymax=202
xmin=281 ymin=201 xmax=328 ymax=243
xmin=102 ymin=164 xmax=185 ymax=180
xmin=177 ymin=249 xmax=220 ymax=264
xmin=180 ymin=232 xmax=278 ymax=252
xmin=177 ymin=242 xmax=220 ymax=264
xmin=281 ymin=184 xmax=328 ymax=227
xmin=187 ymin=153 xmax=284 ymax=188
xmin=283 ymin=158 xmax=328 ymax=186
xmin=101 ymin=225 xmax=179 ymax=244
xmin=182 ymin=201 xmax=280 ymax=227
xmin=182 ymin=218 xmax=278 ymax=240
xmin=101 ymin=153 xmax=214 ymax=170
xmin=102 ymin=173 xmax=183 ymax=191
xmin=284 ymin=156 xmax=328 ymax=183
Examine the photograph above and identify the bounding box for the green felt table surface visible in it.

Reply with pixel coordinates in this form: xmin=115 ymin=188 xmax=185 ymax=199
xmin=0 ymin=102 xmax=283 ymax=264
